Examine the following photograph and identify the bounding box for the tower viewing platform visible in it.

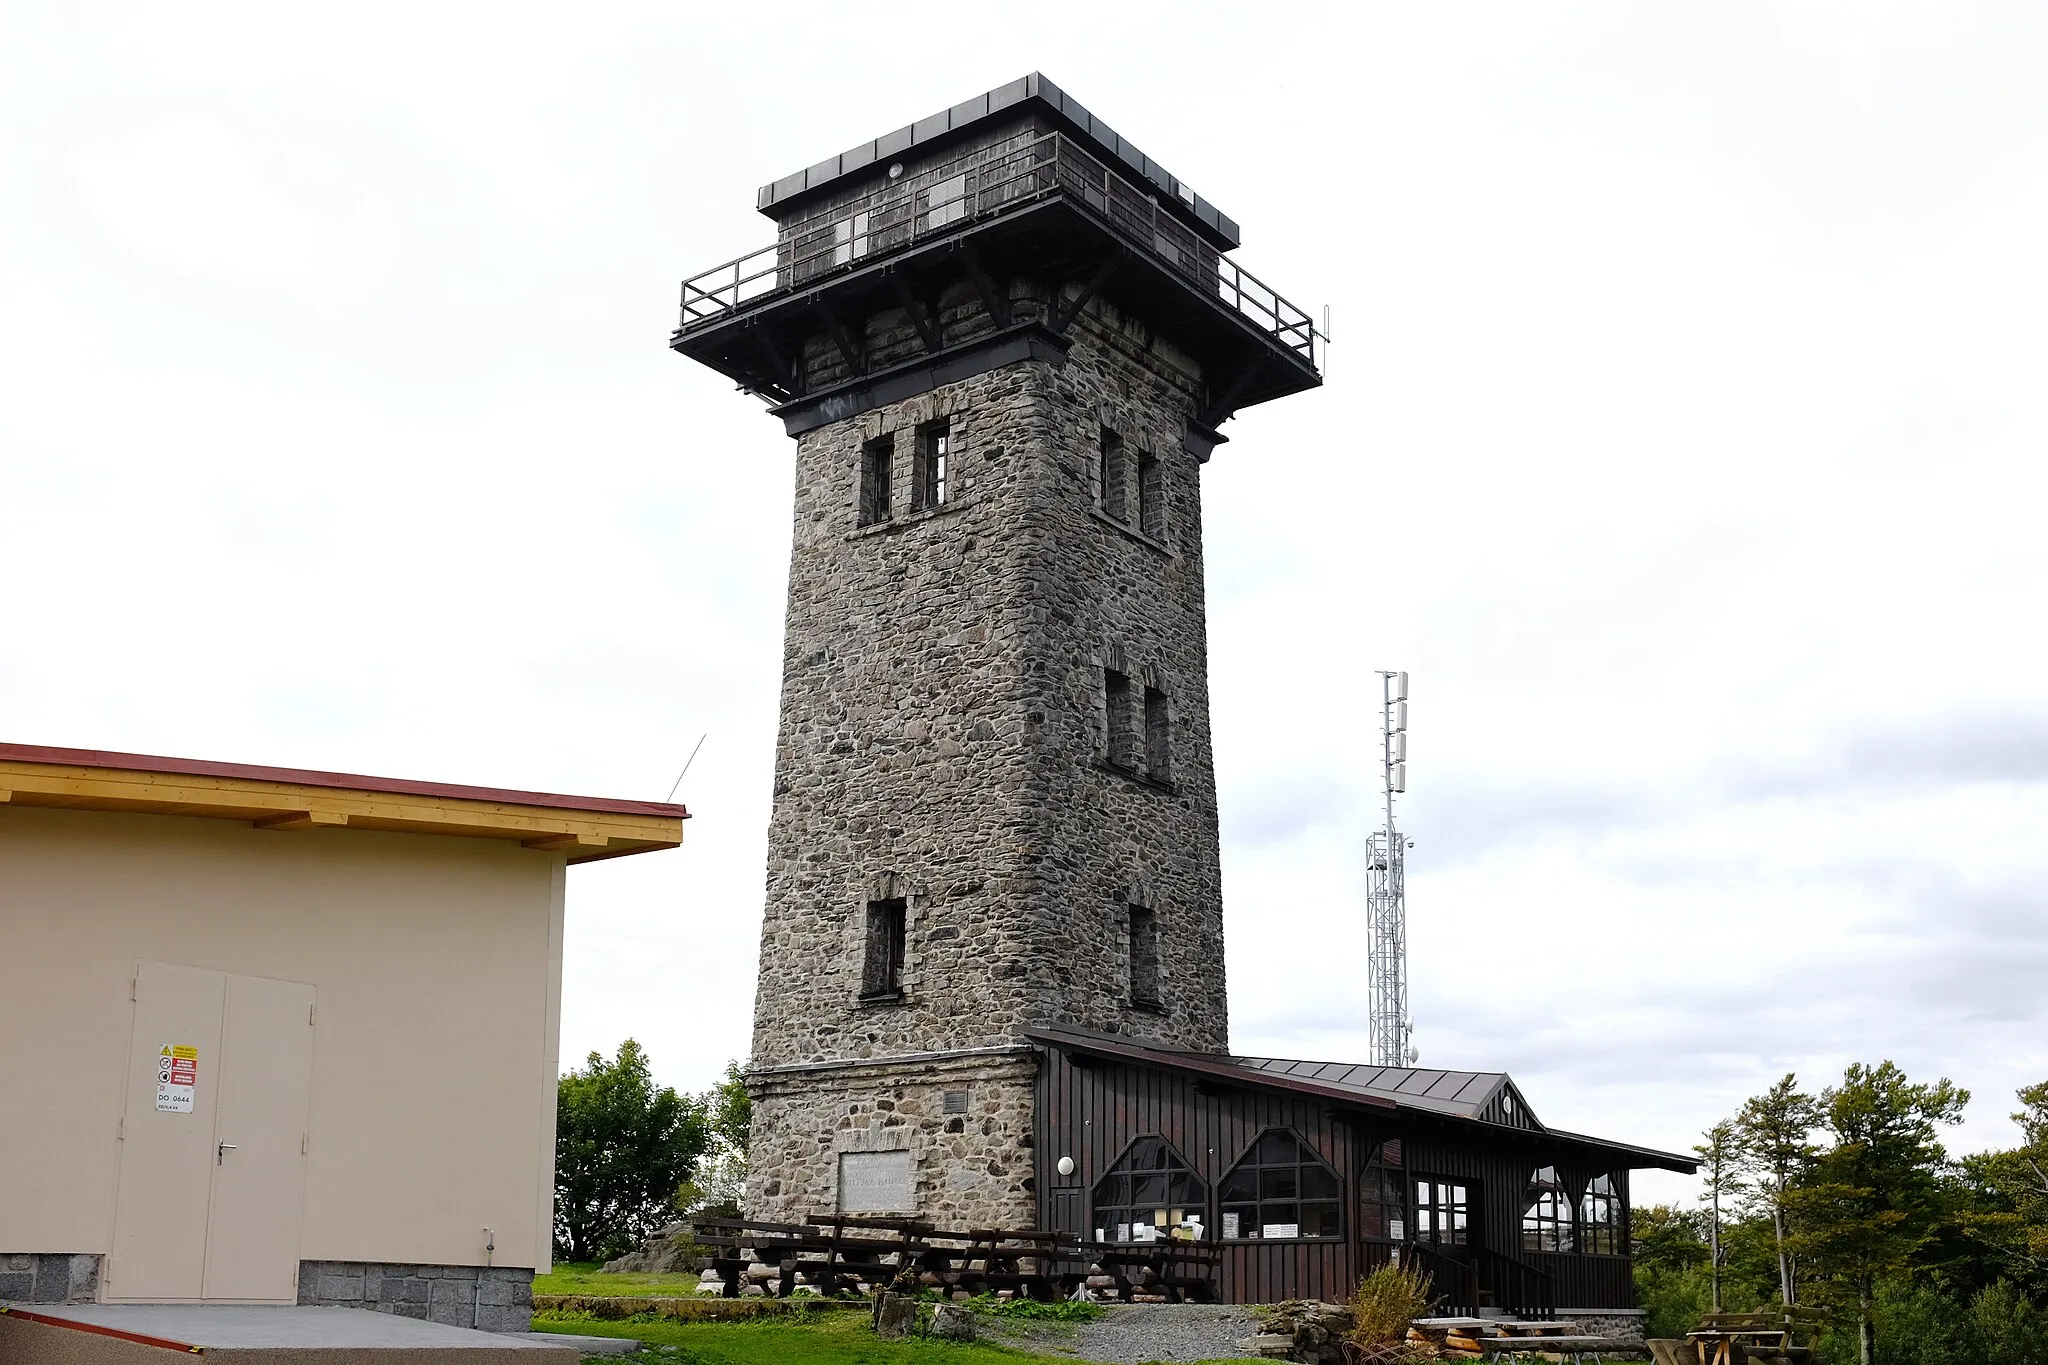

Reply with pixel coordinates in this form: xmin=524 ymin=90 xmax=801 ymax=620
xmin=671 ymin=73 xmax=1322 ymax=443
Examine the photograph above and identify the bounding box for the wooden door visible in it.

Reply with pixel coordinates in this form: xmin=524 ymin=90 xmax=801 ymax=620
xmin=201 ymin=973 xmax=316 ymax=1301
xmin=108 ymin=962 xmax=228 ymax=1301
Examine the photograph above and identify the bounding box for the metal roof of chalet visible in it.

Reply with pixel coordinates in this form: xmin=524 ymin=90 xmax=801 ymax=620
xmin=756 ymin=73 xmax=1242 ymax=251
xmin=1025 ymin=1025 xmax=1697 ymax=1173
xmin=1231 ymin=1056 xmax=1516 ymax=1121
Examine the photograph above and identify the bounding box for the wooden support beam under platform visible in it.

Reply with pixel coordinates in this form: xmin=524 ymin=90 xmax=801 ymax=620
xmin=957 ymin=247 xmax=1013 ymax=328
xmin=818 ymin=305 xmax=867 ymax=377
xmin=750 ymin=327 xmax=802 ymax=400
xmin=1053 ymin=257 xmax=1120 ymax=335
xmin=887 ymin=273 xmax=943 ymax=355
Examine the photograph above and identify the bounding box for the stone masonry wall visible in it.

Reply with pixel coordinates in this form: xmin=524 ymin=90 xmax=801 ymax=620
xmin=746 ymin=1053 xmax=1037 ymax=1231
xmin=297 ymin=1261 xmax=532 ymax=1333
xmin=751 ymin=288 xmax=1226 ymax=1070
xmin=0 ymin=1253 xmax=98 ymax=1303
xmin=746 ymin=280 xmax=1230 ymax=1224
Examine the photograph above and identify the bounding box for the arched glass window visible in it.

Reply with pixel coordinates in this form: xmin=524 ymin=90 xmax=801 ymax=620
xmin=1579 ymin=1173 xmax=1623 ymax=1254
xmin=1091 ymin=1136 xmax=1207 ymax=1243
xmin=1520 ymin=1165 xmax=1574 ymax=1252
xmin=1359 ymin=1138 xmax=1406 ymax=1242
xmin=1220 ymin=1129 xmax=1343 ymax=1241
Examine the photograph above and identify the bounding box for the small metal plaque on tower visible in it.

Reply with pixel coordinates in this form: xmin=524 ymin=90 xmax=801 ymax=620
xmin=838 ymin=1150 xmax=914 ymax=1213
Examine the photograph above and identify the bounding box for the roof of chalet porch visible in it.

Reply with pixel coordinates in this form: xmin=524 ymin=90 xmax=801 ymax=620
xmin=1024 ymin=1024 xmax=1697 ymax=1174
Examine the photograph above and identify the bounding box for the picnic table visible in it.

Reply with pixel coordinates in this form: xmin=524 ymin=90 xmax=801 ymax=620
xmin=1683 ymin=1310 xmax=1821 ymax=1365
xmin=692 ymin=1215 xmax=930 ymax=1298
xmin=688 ymin=1216 xmax=1220 ymax=1303
xmin=1069 ymin=1236 xmax=1221 ymax=1303
xmin=1409 ymin=1318 xmax=1618 ymax=1361
xmin=1642 ymin=1309 xmax=1823 ymax=1365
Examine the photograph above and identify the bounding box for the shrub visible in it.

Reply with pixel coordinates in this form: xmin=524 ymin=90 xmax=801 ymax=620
xmin=1350 ymin=1261 xmax=1435 ymax=1353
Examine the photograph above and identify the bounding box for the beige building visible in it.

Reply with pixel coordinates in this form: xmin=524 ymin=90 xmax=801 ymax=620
xmin=0 ymin=742 xmax=684 ymax=1329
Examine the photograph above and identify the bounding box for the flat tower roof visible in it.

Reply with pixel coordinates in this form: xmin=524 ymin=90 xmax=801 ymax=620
xmin=757 ymin=72 xmax=1242 ymax=251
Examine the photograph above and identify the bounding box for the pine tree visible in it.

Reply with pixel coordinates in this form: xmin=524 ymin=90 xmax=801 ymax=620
xmin=1787 ymin=1061 xmax=1967 ymax=1365
xmin=1736 ymin=1074 xmax=1821 ymax=1305
xmin=1695 ymin=1119 xmax=1739 ymax=1312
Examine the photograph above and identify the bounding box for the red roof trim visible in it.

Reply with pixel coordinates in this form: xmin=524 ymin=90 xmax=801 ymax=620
xmin=0 ymin=742 xmax=689 ymax=820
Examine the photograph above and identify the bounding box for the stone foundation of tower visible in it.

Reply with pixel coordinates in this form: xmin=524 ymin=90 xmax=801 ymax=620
xmin=746 ymin=1052 xmax=1038 ymax=1230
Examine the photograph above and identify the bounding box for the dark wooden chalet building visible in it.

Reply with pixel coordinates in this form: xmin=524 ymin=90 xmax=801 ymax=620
xmin=1030 ymin=1027 xmax=1694 ymax=1318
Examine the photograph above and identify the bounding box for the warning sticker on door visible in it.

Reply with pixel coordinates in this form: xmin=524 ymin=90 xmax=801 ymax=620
xmin=155 ymin=1044 xmax=198 ymax=1113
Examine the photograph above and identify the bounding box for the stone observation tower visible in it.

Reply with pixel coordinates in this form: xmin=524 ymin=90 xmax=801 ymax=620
xmin=671 ymin=75 xmax=1321 ymax=1231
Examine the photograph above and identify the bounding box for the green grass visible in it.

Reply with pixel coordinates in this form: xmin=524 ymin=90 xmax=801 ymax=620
xmin=532 ymin=1310 xmax=1034 ymax=1363
xmin=536 ymin=1262 xmax=701 ymax=1297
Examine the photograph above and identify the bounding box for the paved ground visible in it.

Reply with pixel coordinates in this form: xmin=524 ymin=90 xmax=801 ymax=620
xmin=6 ymin=1303 xmax=588 ymax=1357
xmin=986 ymin=1303 xmax=1265 ymax=1362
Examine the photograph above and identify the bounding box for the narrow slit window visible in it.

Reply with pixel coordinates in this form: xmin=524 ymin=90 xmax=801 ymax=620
xmin=1099 ymin=428 xmax=1126 ymax=522
xmin=916 ymin=423 xmax=949 ymax=510
xmin=1143 ymin=687 xmax=1169 ymax=781
xmin=1137 ymin=451 xmax=1163 ymax=537
xmin=860 ymin=898 xmax=906 ymax=1001
xmin=860 ymin=434 xmax=893 ymax=526
xmin=1104 ymin=668 xmax=1132 ymax=769
xmin=1128 ymin=904 xmax=1160 ymax=1008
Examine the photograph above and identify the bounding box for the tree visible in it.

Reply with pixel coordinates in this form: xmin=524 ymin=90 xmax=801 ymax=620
xmin=1696 ymin=1119 xmax=1739 ymax=1312
xmin=554 ymin=1040 xmax=710 ymax=1263
xmin=676 ymin=1061 xmax=752 ymax=1219
xmin=1787 ymin=1061 xmax=1967 ymax=1365
xmin=1736 ymin=1074 xmax=1821 ymax=1305
xmin=707 ymin=1059 xmax=752 ymax=1154
xmin=1965 ymin=1080 xmax=2048 ymax=1297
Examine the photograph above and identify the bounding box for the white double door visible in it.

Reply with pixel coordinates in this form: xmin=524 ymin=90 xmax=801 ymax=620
xmin=108 ymin=961 xmax=316 ymax=1303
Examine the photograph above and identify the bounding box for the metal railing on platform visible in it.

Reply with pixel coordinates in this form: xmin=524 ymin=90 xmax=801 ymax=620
xmin=677 ymin=131 xmax=1322 ymax=370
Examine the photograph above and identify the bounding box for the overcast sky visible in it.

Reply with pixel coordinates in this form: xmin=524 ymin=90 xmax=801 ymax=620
xmin=6 ymin=2 xmax=2045 ymax=1206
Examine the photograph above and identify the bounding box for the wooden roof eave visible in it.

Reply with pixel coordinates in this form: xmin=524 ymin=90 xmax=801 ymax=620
xmin=0 ymin=758 xmax=685 ymax=865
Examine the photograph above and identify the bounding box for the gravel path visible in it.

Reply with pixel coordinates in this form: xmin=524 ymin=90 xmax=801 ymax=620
xmin=986 ymin=1304 xmax=1265 ymax=1363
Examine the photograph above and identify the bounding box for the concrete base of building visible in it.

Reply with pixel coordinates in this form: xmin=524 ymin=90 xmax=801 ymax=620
xmin=296 ymin=1262 xmax=534 ymax=1334
xmin=0 ymin=1254 xmax=100 ymax=1305
xmin=0 ymin=1302 xmax=573 ymax=1364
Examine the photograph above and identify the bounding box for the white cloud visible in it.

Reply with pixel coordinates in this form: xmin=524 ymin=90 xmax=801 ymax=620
xmin=66 ymin=112 xmax=399 ymax=319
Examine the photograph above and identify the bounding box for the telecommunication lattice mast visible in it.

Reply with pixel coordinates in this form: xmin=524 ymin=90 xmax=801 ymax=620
xmin=1366 ymin=670 xmax=1413 ymax=1068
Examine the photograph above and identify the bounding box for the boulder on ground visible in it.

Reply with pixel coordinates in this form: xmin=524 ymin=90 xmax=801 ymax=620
xmin=873 ymin=1293 xmax=919 ymax=1340
xmin=930 ymin=1303 xmax=976 ymax=1341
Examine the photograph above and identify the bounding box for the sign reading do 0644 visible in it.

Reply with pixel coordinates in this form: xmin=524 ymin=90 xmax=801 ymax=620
xmin=155 ymin=1044 xmax=198 ymax=1114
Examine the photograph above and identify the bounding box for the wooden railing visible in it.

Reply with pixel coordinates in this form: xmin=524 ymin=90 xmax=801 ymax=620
xmin=1407 ymin=1242 xmax=1479 ymax=1315
xmin=1473 ymin=1245 xmax=1556 ymax=1319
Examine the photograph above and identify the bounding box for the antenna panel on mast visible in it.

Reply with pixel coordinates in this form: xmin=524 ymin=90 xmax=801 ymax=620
xmin=1366 ymin=670 xmax=1414 ymax=1069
